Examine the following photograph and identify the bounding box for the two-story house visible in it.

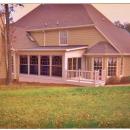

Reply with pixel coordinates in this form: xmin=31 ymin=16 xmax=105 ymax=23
xmin=9 ymin=4 xmax=130 ymax=86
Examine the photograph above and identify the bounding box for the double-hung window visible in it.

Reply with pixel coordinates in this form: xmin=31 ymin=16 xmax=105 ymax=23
xmin=108 ymin=57 xmax=117 ymax=76
xmin=60 ymin=31 xmax=68 ymax=45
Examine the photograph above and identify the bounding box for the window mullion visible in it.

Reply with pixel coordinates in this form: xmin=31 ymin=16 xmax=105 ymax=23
xmin=38 ymin=55 xmax=40 ymax=75
xmin=28 ymin=55 xmax=30 ymax=75
xmin=50 ymin=56 xmax=52 ymax=77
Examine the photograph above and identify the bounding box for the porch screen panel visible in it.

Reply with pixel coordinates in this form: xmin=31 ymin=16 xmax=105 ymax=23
xmin=30 ymin=56 xmax=38 ymax=75
xmin=68 ymin=58 xmax=81 ymax=70
xmin=108 ymin=57 xmax=117 ymax=76
xmin=52 ymin=56 xmax=62 ymax=77
xmin=94 ymin=57 xmax=102 ymax=76
xmin=20 ymin=55 xmax=28 ymax=74
xmin=78 ymin=58 xmax=81 ymax=70
xmin=73 ymin=58 xmax=77 ymax=70
xmin=40 ymin=56 xmax=50 ymax=76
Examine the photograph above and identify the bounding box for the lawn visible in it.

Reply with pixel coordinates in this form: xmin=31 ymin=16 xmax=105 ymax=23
xmin=0 ymin=84 xmax=130 ymax=128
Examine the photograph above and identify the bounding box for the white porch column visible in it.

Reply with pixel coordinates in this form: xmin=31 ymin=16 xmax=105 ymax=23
xmin=50 ymin=55 xmax=52 ymax=77
xmin=13 ymin=52 xmax=16 ymax=79
xmin=82 ymin=55 xmax=86 ymax=70
xmin=38 ymin=55 xmax=40 ymax=75
xmin=62 ymin=52 xmax=68 ymax=80
xmin=28 ymin=55 xmax=30 ymax=75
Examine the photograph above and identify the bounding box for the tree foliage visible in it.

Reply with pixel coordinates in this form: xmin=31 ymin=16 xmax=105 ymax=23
xmin=114 ymin=20 xmax=130 ymax=33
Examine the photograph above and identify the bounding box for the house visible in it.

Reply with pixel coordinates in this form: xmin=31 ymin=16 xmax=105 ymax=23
xmin=2 ymin=4 xmax=130 ymax=86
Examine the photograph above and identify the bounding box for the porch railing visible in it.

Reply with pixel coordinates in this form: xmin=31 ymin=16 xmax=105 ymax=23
xmin=66 ymin=70 xmax=106 ymax=84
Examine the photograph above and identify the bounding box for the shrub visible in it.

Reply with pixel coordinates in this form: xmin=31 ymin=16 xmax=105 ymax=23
xmin=120 ymin=76 xmax=130 ymax=84
xmin=106 ymin=76 xmax=120 ymax=85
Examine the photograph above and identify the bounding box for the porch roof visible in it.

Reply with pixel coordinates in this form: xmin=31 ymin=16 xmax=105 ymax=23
xmin=84 ymin=41 xmax=119 ymax=55
xmin=15 ymin=45 xmax=88 ymax=52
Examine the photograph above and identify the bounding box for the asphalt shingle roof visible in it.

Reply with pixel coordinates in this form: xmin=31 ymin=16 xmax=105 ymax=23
xmin=12 ymin=4 xmax=130 ymax=53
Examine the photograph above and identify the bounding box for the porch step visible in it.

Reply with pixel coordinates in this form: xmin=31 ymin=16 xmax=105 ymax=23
xmin=66 ymin=79 xmax=105 ymax=87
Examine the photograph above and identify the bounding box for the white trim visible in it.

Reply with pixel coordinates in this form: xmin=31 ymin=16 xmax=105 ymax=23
xmin=38 ymin=55 xmax=40 ymax=75
xmin=95 ymin=26 xmax=121 ymax=53
xmin=15 ymin=46 xmax=88 ymax=52
xmin=84 ymin=53 xmax=121 ymax=56
xmin=28 ymin=55 xmax=30 ymax=75
xmin=66 ymin=46 xmax=87 ymax=51
xmin=49 ymin=55 xmax=52 ymax=77
xmin=26 ymin=24 xmax=95 ymax=32
xmin=44 ymin=31 xmax=46 ymax=46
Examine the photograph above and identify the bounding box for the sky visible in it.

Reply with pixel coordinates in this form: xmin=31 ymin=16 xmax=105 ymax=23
xmin=12 ymin=4 xmax=130 ymax=24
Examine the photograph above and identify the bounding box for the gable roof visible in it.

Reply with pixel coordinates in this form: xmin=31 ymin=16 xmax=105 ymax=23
xmin=14 ymin=4 xmax=94 ymax=30
xmin=86 ymin=41 xmax=118 ymax=54
xmin=85 ymin=5 xmax=130 ymax=53
xmin=12 ymin=4 xmax=130 ymax=53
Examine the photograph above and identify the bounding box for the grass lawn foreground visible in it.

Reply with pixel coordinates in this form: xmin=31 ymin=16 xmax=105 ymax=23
xmin=0 ymin=84 xmax=130 ymax=128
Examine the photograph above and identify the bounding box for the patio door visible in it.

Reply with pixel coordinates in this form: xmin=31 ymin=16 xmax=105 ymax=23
xmin=93 ymin=57 xmax=103 ymax=76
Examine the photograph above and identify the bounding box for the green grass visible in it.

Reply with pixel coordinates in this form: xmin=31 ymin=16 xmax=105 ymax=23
xmin=0 ymin=84 xmax=130 ymax=128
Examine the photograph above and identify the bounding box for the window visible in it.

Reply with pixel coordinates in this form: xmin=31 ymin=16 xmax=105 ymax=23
xmin=108 ymin=57 xmax=117 ymax=76
xmin=68 ymin=58 xmax=81 ymax=70
xmin=120 ymin=57 xmax=123 ymax=75
xmin=40 ymin=56 xmax=50 ymax=76
xmin=94 ymin=57 xmax=102 ymax=76
xmin=60 ymin=31 xmax=67 ymax=45
xmin=30 ymin=56 xmax=38 ymax=75
xmin=11 ymin=56 xmax=14 ymax=73
xmin=52 ymin=56 xmax=62 ymax=77
xmin=20 ymin=55 xmax=28 ymax=74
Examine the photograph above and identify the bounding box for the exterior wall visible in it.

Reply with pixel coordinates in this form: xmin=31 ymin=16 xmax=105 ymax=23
xmin=123 ymin=56 xmax=130 ymax=77
xmin=85 ymin=55 xmax=122 ymax=80
xmin=30 ymin=27 xmax=107 ymax=47
xmin=0 ymin=16 xmax=7 ymax=81
xmin=45 ymin=30 xmax=59 ymax=46
xmin=31 ymin=31 xmax=44 ymax=46
xmin=68 ymin=27 xmax=106 ymax=46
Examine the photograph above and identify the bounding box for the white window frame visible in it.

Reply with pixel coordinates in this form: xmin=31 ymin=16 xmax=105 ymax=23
xmin=59 ymin=30 xmax=68 ymax=46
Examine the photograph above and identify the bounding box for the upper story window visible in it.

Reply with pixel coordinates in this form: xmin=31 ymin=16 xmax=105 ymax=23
xmin=108 ymin=57 xmax=117 ymax=76
xmin=59 ymin=31 xmax=68 ymax=45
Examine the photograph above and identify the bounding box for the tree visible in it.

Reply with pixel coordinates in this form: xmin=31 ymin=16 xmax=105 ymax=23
xmin=0 ymin=4 xmax=23 ymax=85
xmin=124 ymin=23 xmax=130 ymax=33
xmin=114 ymin=20 xmax=130 ymax=34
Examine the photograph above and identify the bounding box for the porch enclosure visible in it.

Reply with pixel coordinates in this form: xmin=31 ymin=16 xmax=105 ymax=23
xmin=66 ymin=57 xmax=105 ymax=85
xmin=12 ymin=52 xmax=106 ymax=85
xmin=19 ymin=55 xmax=62 ymax=77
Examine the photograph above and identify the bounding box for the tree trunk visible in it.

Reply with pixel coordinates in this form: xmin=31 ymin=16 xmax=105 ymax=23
xmin=5 ymin=4 xmax=12 ymax=85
